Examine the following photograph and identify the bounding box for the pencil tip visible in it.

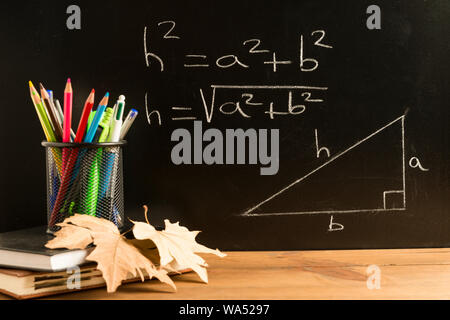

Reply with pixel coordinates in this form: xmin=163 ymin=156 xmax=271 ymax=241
xmin=67 ymin=78 xmax=71 ymax=83
xmin=39 ymin=83 xmax=44 ymax=90
xmin=105 ymin=92 xmax=109 ymax=97
xmin=90 ymin=89 xmax=95 ymax=102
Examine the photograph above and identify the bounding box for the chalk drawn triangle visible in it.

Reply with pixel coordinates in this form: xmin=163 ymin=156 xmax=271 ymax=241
xmin=241 ymin=116 xmax=406 ymax=216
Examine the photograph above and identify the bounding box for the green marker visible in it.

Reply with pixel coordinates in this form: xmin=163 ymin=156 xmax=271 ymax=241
xmin=94 ymin=107 xmax=114 ymax=143
xmin=68 ymin=202 xmax=76 ymax=216
xmin=82 ymin=155 xmax=100 ymax=217
xmin=81 ymin=108 xmax=114 ymax=217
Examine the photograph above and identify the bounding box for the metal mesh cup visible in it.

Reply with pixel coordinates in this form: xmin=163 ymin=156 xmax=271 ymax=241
xmin=42 ymin=141 xmax=126 ymax=233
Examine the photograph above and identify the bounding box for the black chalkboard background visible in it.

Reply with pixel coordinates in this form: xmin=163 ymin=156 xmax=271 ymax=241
xmin=0 ymin=0 xmax=448 ymax=250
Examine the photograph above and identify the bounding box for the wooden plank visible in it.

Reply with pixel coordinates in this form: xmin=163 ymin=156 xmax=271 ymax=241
xmin=1 ymin=249 xmax=450 ymax=300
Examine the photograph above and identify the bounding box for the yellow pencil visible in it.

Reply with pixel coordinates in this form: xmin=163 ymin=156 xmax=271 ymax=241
xmin=29 ymin=81 xmax=62 ymax=173
xmin=29 ymin=81 xmax=56 ymax=142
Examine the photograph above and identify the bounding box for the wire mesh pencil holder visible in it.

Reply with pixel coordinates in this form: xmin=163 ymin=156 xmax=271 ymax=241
xmin=42 ymin=141 xmax=127 ymax=234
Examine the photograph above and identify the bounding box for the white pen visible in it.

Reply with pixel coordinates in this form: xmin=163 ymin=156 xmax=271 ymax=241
xmin=120 ymin=109 xmax=138 ymax=140
xmin=107 ymin=95 xmax=125 ymax=142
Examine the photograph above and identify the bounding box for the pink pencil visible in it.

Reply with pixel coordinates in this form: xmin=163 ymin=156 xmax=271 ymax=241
xmin=61 ymin=78 xmax=73 ymax=174
xmin=63 ymin=78 xmax=73 ymax=143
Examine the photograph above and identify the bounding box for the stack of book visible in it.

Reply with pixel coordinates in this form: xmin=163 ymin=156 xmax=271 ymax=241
xmin=0 ymin=227 xmax=174 ymax=299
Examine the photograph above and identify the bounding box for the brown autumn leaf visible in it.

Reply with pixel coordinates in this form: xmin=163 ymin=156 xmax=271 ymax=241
xmin=132 ymin=206 xmax=226 ymax=283
xmin=87 ymin=230 xmax=176 ymax=293
xmin=128 ymin=239 xmax=186 ymax=276
xmin=58 ymin=214 xmax=119 ymax=233
xmin=45 ymin=214 xmax=117 ymax=250
xmin=128 ymin=239 xmax=159 ymax=264
xmin=46 ymin=223 xmax=93 ymax=250
xmin=45 ymin=214 xmax=176 ymax=293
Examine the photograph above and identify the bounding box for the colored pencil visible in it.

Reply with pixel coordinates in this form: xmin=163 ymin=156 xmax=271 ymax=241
xmin=29 ymin=81 xmax=62 ymax=174
xmin=63 ymin=78 xmax=73 ymax=143
xmin=49 ymin=78 xmax=75 ymax=226
xmin=55 ymin=99 xmax=75 ymax=141
xmin=84 ymin=93 xmax=109 ymax=143
xmin=75 ymin=89 xmax=95 ymax=143
xmin=29 ymin=81 xmax=56 ymax=142
xmin=40 ymin=83 xmax=64 ymax=141
xmin=65 ymin=89 xmax=96 ymax=202
xmin=48 ymin=143 xmax=80 ymax=227
xmin=50 ymin=89 xmax=97 ymax=225
xmin=61 ymin=78 xmax=73 ymax=172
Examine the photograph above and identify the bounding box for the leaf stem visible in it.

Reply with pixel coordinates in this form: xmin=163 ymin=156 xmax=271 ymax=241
xmin=121 ymin=228 xmax=133 ymax=237
xmin=143 ymin=205 xmax=150 ymax=225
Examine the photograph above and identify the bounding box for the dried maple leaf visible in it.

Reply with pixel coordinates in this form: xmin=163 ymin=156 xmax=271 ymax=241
xmin=58 ymin=214 xmax=119 ymax=233
xmin=46 ymin=223 xmax=93 ymax=250
xmin=128 ymin=239 xmax=160 ymax=264
xmin=45 ymin=214 xmax=117 ymax=250
xmin=87 ymin=230 xmax=175 ymax=292
xmin=45 ymin=214 xmax=176 ymax=293
xmin=132 ymin=206 xmax=226 ymax=283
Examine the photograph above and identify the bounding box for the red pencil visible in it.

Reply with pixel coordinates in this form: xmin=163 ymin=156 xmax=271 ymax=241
xmin=74 ymin=89 xmax=95 ymax=143
xmin=49 ymin=89 xmax=96 ymax=228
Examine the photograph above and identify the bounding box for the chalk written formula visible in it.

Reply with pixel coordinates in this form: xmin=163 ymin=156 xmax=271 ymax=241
xmin=136 ymin=16 xmax=432 ymax=234
xmin=143 ymin=22 xmax=331 ymax=125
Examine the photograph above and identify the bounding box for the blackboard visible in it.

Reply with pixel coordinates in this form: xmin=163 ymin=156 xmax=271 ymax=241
xmin=0 ymin=0 xmax=448 ymax=250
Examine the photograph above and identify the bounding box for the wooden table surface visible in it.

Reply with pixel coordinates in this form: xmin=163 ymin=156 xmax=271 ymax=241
xmin=2 ymin=248 xmax=450 ymax=300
